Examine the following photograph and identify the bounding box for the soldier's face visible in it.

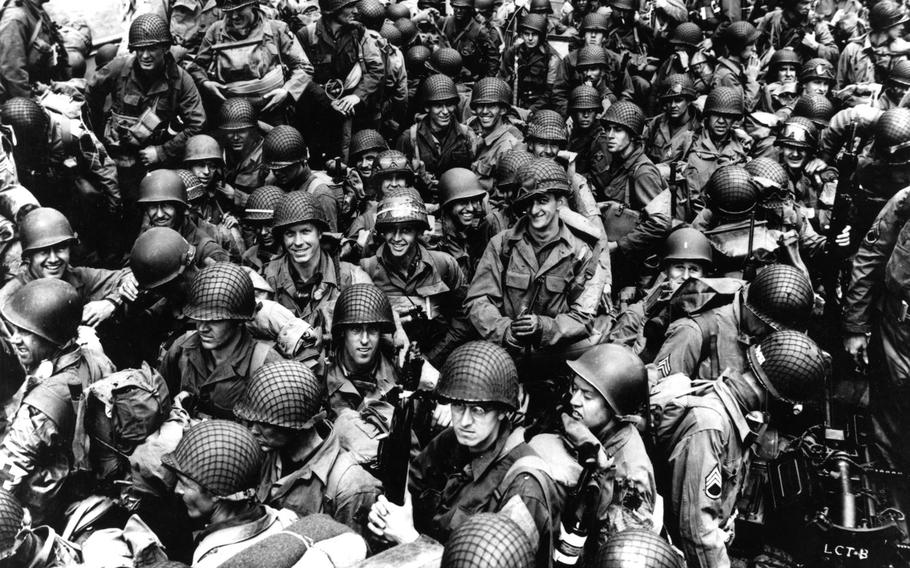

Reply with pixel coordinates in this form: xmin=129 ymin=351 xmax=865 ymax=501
xmin=419 ymin=29 xmax=443 ymax=47
xmin=580 ymin=66 xmax=604 ymax=85
xmin=27 ymin=244 xmax=70 ymax=279
xmin=175 ymin=474 xmax=216 ymax=520
xmin=342 ymin=324 xmax=381 ymax=368
xmin=194 ymin=319 xmax=240 ymax=351
xmin=611 ymin=7 xmax=633 ymax=26
xmin=453 ymin=6 xmax=472 ymax=24
xmin=335 ymin=4 xmax=358 ymax=25
xmin=249 ymin=421 xmax=294 ymax=451
xmin=256 ymin=222 xmax=275 ymax=248
xmin=887 ymin=82 xmax=910 ymax=103
xmin=449 ymin=196 xmax=485 ymax=229
xmin=474 ymin=102 xmax=505 ymax=130
xmin=792 ymin=0 xmax=812 ymax=15
xmin=663 ymin=95 xmax=690 ymax=119
xmin=521 ymin=30 xmax=540 ymax=48
xmin=706 ymin=113 xmax=733 ymax=139
xmin=189 ymin=159 xmax=220 ymax=187
xmin=452 ymin=402 xmax=505 ymax=451
xmin=226 ymin=6 xmax=256 ymax=36
xmin=380 ymin=174 xmax=409 ymax=193
xmin=666 ymin=261 xmax=704 ymax=289
xmin=739 ymin=43 xmax=757 ymax=60
xmin=270 ymin=163 xmax=304 ymax=187
xmin=529 ymin=139 xmax=560 ymax=158
xmin=356 ymin=151 xmax=379 ymax=178
xmin=382 ymin=224 xmax=419 ymax=257
xmin=692 ymin=60 xmax=714 ymax=83
xmin=527 ymin=193 xmax=560 ymax=231
xmin=777 ymin=64 xmax=797 ymax=83
xmin=143 ymin=202 xmax=180 ymax=229
xmin=428 ymin=102 xmax=456 ymax=129
xmin=803 ymin=80 xmax=829 ymax=96
xmin=569 ymin=375 xmax=613 ymax=431
xmin=7 ymin=326 xmax=57 ymax=372
xmin=782 ymin=145 xmax=809 ymax=168
xmin=604 ymin=124 xmax=632 ymax=154
xmin=583 ymin=31 xmax=604 ymax=46
xmin=573 ymin=108 xmax=598 ymax=129
xmin=135 ymin=46 xmax=167 ymax=74
xmin=282 ymin=222 xmax=322 ymax=266
xmin=225 ymin=127 xmax=255 ymax=154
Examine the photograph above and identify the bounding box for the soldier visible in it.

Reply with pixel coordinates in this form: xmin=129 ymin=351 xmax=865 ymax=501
xmin=574 ymin=45 xmax=619 ymax=107
xmin=264 ymin=191 xmax=371 ymax=336
xmin=567 ymin=85 xmax=610 ymax=182
xmin=500 ymin=14 xmax=561 ymax=112
xmin=777 ymin=116 xmax=837 ymax=234
xmin=396 ymin=74 xmax=477 ymax=189
xmin=877 ymin=59 xmax=910 ymax=110
xmin=218 ymin=97 xmax=267 ymax=195
xmin=441 ymin=0 xmax=499 ymax=81
xmin=296 ymin=0 xmax=384 ymax=164
xmin=564 ymin=344 xmax=656 ymax=552
xmin=423 ymin=47 xmax=472 ymax=124
xmin=404 ymin=45 xmax=431 ymax=107
xmin=711 ymin=21 xmax=761 ymax=113
xmin=680 ymin=87 xmax=750 ymax=197
xmin=360 ymin=189 xmax=470 ymax=366
xmin=791 ymin=92 xmax=834 ymax=129
xmin=756 ymin=0 xmax=839 ymax=63
xmin=758 ymin=48 xmax=801 ymax=116
xmin=657 ymin=331 xmax=827 ymax=568
xmin=603 ymin=0 xmax=654 ymax=90
xmin=234 ymin=359 xmax=382 ymax=534
xmin=0 ymin=208 xmax=124 ymax=328
xmin=85 ymin=14 xmax=206 ymax=197
xmin=466 ymin=158 xmax=605 ymax=358
xmin=190 ymin=0 xmax=312 ymax=125
xmin=797 ymin=57 xmax=834 ymax=98
xmin=169 ymin=0 xmax=222 ymax=60
xmin=653 ymin=22 xmax=704 ymax=87
xmin=470 ymin=77 xmax=524 ymax=191
xmin=161 ymin=263 xmax=281 ymax=419
xmin=161 ymin=420 xmax=297 ymax=568
xmin=488 ymin=149 xmax=534 ymax=233
xmin=440 ymin=513 xmax=536 ymax=568
xmin=262 ymin=125 xmax=339 ymax=232
xmin=594 ymin=529 xmax=683 ymax=567
xmin=0 ymin=0 xmax=68 ymax=100
xmin=136 ymin=169 xmax=231 ymax=266
xmin=0 ymin=487 xmax=81 ymax=566
xmin=836 ymin=0 xmax=908 ymax=88
xmin=183 ymin=134 xmax=242 ymax=226
xmin=240 ymin=185 xmax=285 ymax=272
xmin=0 ymin=279 xmax=115 ymax=525
xmin=367 ymin=341 xmax=557 ymax=567
xmin=437 ymin=168 xmax=497 ymax=281
xmin=553 ymin=23 xmax=633 ymax=116
xmin=652 ymin=263 xmax=814 ymax=382
xmin=643 ymin=74 xmax=700 ymax=166
xmin=349 ymin=129 xmax=388 ymax=201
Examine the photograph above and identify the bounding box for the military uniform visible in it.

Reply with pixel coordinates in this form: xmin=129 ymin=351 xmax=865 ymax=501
xmin=326 ymin=351 xmax=399 ymax=413
xmin=169 ymin=0 xmax=221 ymax=59
xmin=680 ymin=131 xmax=750 ymax=197
xmin=396 ymin=117 xmax=478 ymax=180
xmin=642 ymin=109 xmax=700 ymax=165
xmin=0 ymin=0 xmax=67 ymax=100
xmin=471 ymin=123 xmax=523 ymax=190
xmin=0 ymin=265 xmax=124 ymax=314
xmin=756 ymin=9 xmax=839 ymax=63
xmin=568 ymin=124 xmax=611 ymax=182
xmin=441 ymin=16 xmax=499 ymax=81
xmin=265 ymin=167 xmax=340 ymax=232
xmin=225 ymin=134 xmax=267 ymax=194
xmin=500 ymin=42 xmax=561 ymax=112
xmin=711 ymin=58 xmax=760 ymax=113
xmin=193 ymin=506 xmax=299 ymax=568
xmin=551 ymin=49 xmax=633 ymax=115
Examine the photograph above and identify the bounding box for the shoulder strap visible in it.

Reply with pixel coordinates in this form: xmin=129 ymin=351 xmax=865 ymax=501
xmin=250 ymin=341 xmax=271 ymax=374
xmin=24 ymin=381 xmax=76 ymax=434
xmin=497 ymin=455 xmax=555 ymax=562
xmin=326 ymin=450 xmax=358 ymax=502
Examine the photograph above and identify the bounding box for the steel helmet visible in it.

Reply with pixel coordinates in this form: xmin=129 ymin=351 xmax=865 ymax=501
xmin=1 ymin=279 xmax=81 ymax=346
xmin=184 ymin=134 xmax=223 ymax=164
xmin=518 ymin=13 xmax=548 ymax=35
xmin=263 ymin=125 xmax=306 ymax=169
xmin=471 ymin=77 xmax=512 ymax=107
xmin=272 ymin=190 xmax=330 ymax=236
xmin=798 ymin=58 xmax=834 ymax=83
xmin=475 ymin=0 xmax=495 ymax=11
xmin=706 ymin=165 xmax=758 ymax=220
xmin=243 ymin=185 xmax=285 ymax=222
xmin=405 ymin=45 xmax=432 ymax=76
xmin=529 ymin=0 xmax=552 ymax=13
xmin=611 ymin=0 xmax=635 ymax=10
xmin=875 ymin=108 xmax=910 ymax=162
xmin=437 ymin=341 xmax=520 ymax=409
xmin=439 ymin=167 xmax=487 ymax=208
xmin=357 ymin=0 xmax=386 ymax=28
xmin=381 ymin=21 xmax=403 ymax=45
xmin=422 ymin=74 xmax=459 ymax=105
xmin=601 ymin=101 xmax=646 ymax=137
xmin=0 ymin=97 xmax=48 ymax=143
xmin=183 ymin=263 xmax=255 ymax=321
xmin=320 ymin=0 xmax=358 ymax=15
xmin=19 ymin=207 xmax=76 ymax=255
xmin=387 ymin=2 xmax=411 ymax=20
xmin=569 ymin=85 xmax=602 ymax=112
xmin=768 ymin=48 xmax=801 ymax=75
xmin=745 ymin=157 xmax=788 ymax=192
xmin=372 ymin=149 xmax=414 ymax=180
xmin=0 ymin=488 xmax=24 ymax=561
xmin=704 ymin=86 xmax=744 ymax=116
xmin=868 ymin=0 xmax=909 ymax=32
xmin=659 ymin=73 xmax=697 ymax=100
xmin=745 ymin=263 xmax=814 ymax=331
xmin=527 ymin=109 xmax=568 ymax=143
xmin=175 ymin=169 xmax=205 ymax=202
xmin=375 ymin=191 xmax=430 ymax=231
xmin=218 ymin=97 xmax=257 ymax=131
xmin=427 ymin=48 xmax=464 ymax=78
xmin=567 ymin=344 xmax=646 ymax=415
xmin=138 ymin=169 xmax=188 ymax=207
xmin=723 ymin=21 xmax=761 ymax=53
xmin=576 ymin=45 xmax=608 ymax=68
xmin=515 ymin=157 xmax=570 ymax=205
xmin=594 ymin=530 xmax=684 ymax=568
xmin=130 ymin=227 xmax=193 ymax=290
xmin=669 ymin=22 xmax=703 ymax=49
xmin=161 ymin=420 xmax=264 ymax=500
xmin=234 ymin=361 xmax=326 ymax=430
xmin=580 ymin=12 xmax=609 ymax=32
xmin=663 ymin=227 xmax=713 ymax=265
xmin=776 ymin=116 xmax=818 ymax=149
xmin=890 ymin=59 xmax=910 ymax=86
xmin=128 ymin=13 xmax=172 ymax=50
xmin=791 ymin=94 xmax=834 ymax=127
xmin=395 ymin=18 xmax=418 ymax=45
xmin=218 ymin=0 xmax=259 ymax=10
xmin=747 ymin=330 xmax=828 ymax=408
xmin=331 ymin=283 xmax=395 ymax=337
xmin=494 ymin=150 xmax=534 ymax=189
xmin=441 ymin=513 xmax=535 ymax=568
xmin=350 ymin=129 xmax=388 ymax=159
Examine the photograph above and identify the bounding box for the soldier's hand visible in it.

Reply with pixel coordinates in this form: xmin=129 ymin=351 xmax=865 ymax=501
xmin=368 ymin=494 xmax=420 ymax=544
xmin=744 ymin=55 xmax=761 ymax=82
xmin=432 ymin=403 xmax=452 ymax=429
xmin=804 ymin=157 xmax=828 ymax=175
xmin=262 ymin=88 xmax=290 ymax=112
xmin=331 ymin=94 xmax=361 ymax=116
xmin=222 ymin=213 xmax=239 ymax=231
xmin=835 ymin=224 xmax=851 ymax=248
xmin=203 ymin=81 xmax=227 ymax=101
xmin=119 ymin=271 xmax=139 ymax=303
xmin=138 ymin=147 xmax=161 ymax=167
xmin=843 ymin=333 xmax=869 ymax=368
xmin=801 ymin=31 xmax=819 ymax=50
xmin=511 ymin=314 xmax=540 ymax=337
xmin=82 ymin=300 xmax=116 ymax=327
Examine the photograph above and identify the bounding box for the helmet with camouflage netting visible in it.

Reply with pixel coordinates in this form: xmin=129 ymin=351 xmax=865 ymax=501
xmin=427 ymin=48 xmax=464 ymax=77
xmin=263 ymin=125 xmax=307 ymax=169
xmin=706 ymin=165 xmax=758 ymax=221
xmin=422 ymin=74 xmax=459 ymax=105
xmin=1 ymin=97 xmax=48 ymax=144
xmin=747 ymin=330 xmax=828 ymax=409
xmin=495 ymin=149 xmax=534 ymax=190
xmin=0 ymin=488 xmax=25 ymax=561
xmin=332 ymin=283 xmax=396 ymax=337
xmin=128 ymin=13 xmax=172 ymax=50
xmin=569 ymin=85 xmax=602 ymax=112
xmin=219 ymin=97 xmax=257 ymax=131
xmin=471 ymin=77 xmax=512 ymax=108
xmin=745 ymin=263 xmax=814 ymax=331
xmin=515 ymin=157 xmax=570 ymax=206
xmin=244 ymin=185 xmax=284 ymax=222
xmin=375 ymin=190 xmax=430 ymax=231
xmin=527 ymin=109 xmax=568 ymax=143
xmin=874 ymin=107 xmax=910 ymax=162
xmin=601 ymin=101 xmax=646 ymax=137
xmin=594 ymin=529 xmax=684 ymax=568
xmin=441 ymin=513 xmax=534 ymax=568
xmin=437 ymin=341 xmax=520 ymax=409
xmin=350 ymin=129 xmax=388 ymax=159
xmin=272 ymin=190 xmax=330 ymax=236
xmin=234 ymin=361 xmax=326 ymax=430
xmin=175 ymin=169 xmax=205 ymax=202
xmin=183 ymin=263 xmax=255 ymax=321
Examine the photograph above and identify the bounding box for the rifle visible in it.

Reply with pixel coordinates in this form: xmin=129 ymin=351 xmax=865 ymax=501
xmin=823 ymin=119 xmax=860 ymax=312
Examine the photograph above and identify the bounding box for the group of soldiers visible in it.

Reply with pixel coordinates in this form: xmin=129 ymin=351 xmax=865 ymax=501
xmin=1 ymin=0 xmax=910 ymax=566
